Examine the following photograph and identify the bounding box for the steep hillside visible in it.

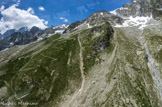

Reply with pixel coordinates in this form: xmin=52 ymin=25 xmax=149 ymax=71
xmin=0 ymin=0 xmax=162 ymax=107
xmin=0 ymin=24 xmax=115 ymax=107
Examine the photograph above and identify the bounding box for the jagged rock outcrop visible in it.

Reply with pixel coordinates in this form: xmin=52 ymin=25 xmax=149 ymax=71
xmin=111 ymin=0 xmax=162 ymax=19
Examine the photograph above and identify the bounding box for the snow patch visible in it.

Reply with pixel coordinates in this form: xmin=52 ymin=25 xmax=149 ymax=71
xmin=55 ymin=30 xmax=64 ymax=34
xmin=119 ymin=7 xmax=128 ymax=10
xmin=133 ymin=0 xmax=137 ymax=3
xmin=60 ymin=24 xmax=69 ymax=28
xmin=53 ymin=26 xmax=58 ymax=29
xmin=100 ymin=12 xmax=103 ymax=16
xmin=110 ymin=9 xmax=117 ymax=15
xmin=37 ymin=37 xmax=43 ymax=41
xmin=87 ymin=23 xmax=92 ymax=28
xmin=53 ymin=24 xmax=69 ymax=29
xmin=115 ymin=16 xmax=152 ymax=30
xmin=73 ymin=22 xmax=86 ymax=30
xmin=110 ymin=7 xmax=128 ymax=15
xmin=10 ymin=42 xmax=14 ymax=46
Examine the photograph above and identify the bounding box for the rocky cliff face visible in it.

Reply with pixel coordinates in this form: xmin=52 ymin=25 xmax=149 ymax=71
xmin=116 ymin=0 xmax=152 ymax=17
xmin=110 ymin=0 xmax=162 ymax=19
xmin=0 ymin=0 xmax=162 ymax=107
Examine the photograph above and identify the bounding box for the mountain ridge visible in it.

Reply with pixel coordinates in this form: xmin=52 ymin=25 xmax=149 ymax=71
xmin=0 ymin=24 xmax=68 ymax=51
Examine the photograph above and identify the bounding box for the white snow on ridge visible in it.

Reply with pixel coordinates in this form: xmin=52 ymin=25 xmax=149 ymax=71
xmin=119 ymin=7 xmax=128 ymax=10
xmin=110 ymin=7 xmax=128 ymax=15
xmin=53 ymin=26 xmax=58 ymax=29
xmin=115 ymin=16 xmax=152 ymax=30
xmin=133 ymin=0 xmax=137 ymax=3
xmin=87 ymin=23 xmax=92 ymax=28
xmin=60 ymin=24 xmax=69 ymax=28
xmin=55 ymin=30 xmax=65 ymax=34
xmin=37 ymin=37 xmax=43 ymax=41
xmin=110 ymin=9 xmax=117 ymax=15
xmin=53 ymin=24 xmax=69 ymax=29
xmin=10 ymin=42 xmax=14 ymax=46
xmin=74 ymin=22 xmax=92 ymax=30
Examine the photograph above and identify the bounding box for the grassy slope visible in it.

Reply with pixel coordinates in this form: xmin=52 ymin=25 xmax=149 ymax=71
xmin=0 ymin=24 xmax=113 ymax=106
xmin=108 ymin=29 xmax=159 ymax=107
xmin=0 ymin=24 xmax=161 ymax=107
xmin=0 ymin=34 xmax=81 ymax=106
xmin=142 ymin=27 xmax=162 ymax=76
xmin=82 ymin=24 xmax=114 ymax=73
xmin=74 ymin=28 xmax=160 ymax=107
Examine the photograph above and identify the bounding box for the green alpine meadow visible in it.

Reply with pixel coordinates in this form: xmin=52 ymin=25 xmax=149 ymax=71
xmin=0 ymin=0 xmax=162 ymax=107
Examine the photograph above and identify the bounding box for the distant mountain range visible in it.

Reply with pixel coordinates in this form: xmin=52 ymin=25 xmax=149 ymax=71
xmin=0 ymin=24 xmax=68 ymax=51
xmin=0 ymin=27 xmax=29 ymax=40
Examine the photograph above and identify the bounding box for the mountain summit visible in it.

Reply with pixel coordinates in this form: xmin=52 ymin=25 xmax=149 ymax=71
xmin=111 ymin=0 xmax=162 ymax=18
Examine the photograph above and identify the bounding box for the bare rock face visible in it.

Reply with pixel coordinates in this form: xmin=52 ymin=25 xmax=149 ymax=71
xmin=85 ymin=10 xmax=123 ymax=26
xmin=112 ymin=0 xmax=162 ymax=19
xmin=116 ymin=0 xmax=151 ymax=17
xmin=64 ymin=10 xmax=123 ymax=33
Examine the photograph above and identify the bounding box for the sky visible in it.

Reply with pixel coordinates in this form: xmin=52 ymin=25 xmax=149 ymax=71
xmin=0 ymin=0 xmax=131 ymax=34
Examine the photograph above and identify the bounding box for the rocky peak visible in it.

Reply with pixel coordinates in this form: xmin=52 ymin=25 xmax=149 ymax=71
xmin=151 ymin=0 xmax=162 ymax=8
xmin=111 ymin=0 xmax=162 ymax=18
xmin=112 ymin=0 xmax=152 ymax=17
xmin=29 ymin=26 xmax=41 ymax=35
xmin=64 ymin=10 xmax=123 ymax=33
xmin=17 ymin=27 xmax=28 ymax=33
xmin=86 ymin=10 xmax=123 ymax=26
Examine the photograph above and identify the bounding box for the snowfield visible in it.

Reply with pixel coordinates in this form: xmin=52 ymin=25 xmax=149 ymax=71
xmin=114 ymin=16 xmax=152 ymax=30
